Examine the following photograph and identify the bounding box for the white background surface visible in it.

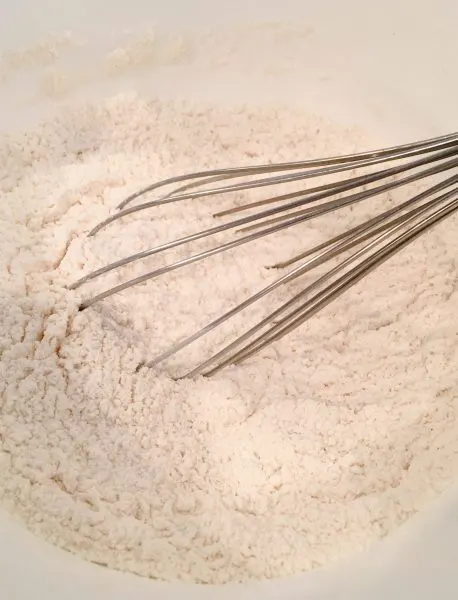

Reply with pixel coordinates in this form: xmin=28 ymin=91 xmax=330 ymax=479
xmin=0 ymin=0 xmax=457 ymax=598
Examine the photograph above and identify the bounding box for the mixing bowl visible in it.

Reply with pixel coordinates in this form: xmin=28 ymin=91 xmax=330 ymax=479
xmin=1 ymin=0 xmax=457 ymax=598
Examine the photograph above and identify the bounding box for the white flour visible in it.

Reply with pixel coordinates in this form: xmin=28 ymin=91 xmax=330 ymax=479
xmin=1 ymin=93 xmax=458 ymax=585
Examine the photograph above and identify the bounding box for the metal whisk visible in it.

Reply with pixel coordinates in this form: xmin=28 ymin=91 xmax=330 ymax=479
xmin=71 ymin=132 xmax=458 ymax=377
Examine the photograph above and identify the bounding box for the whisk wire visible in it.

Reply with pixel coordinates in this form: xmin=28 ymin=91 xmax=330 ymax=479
xmin=71 ymin=132 xmax=458 ymax=376
xmin=198 ymin=190 xmax=458 ymax=377
xmin=149 ymin=174 xmax=457 ymax=371
xmin=117 ymin=132 xmax=458 ymax=211
xmin=91 ymin=136 xmax=458 ymax=237
xmin=73 ymin=150 xmax=457 ymax=298
xmin=181 ymin=186 xmax=457 ymax=378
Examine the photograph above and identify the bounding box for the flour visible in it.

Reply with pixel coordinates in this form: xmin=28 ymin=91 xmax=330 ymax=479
xmin=1 ymin=93 xmax=458 ymax=585
xmin=0 ymin=31 xmax=78 ymax=82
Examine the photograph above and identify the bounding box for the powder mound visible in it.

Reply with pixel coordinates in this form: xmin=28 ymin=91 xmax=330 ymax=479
xmin=1 ymin=93 xmax=458 ymax=584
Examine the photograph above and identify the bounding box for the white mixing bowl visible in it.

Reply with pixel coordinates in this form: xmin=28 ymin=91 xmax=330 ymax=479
xmin=0 ymin=0 xmax=457 ymax=598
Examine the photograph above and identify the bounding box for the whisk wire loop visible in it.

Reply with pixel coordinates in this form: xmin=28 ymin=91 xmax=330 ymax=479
xmin=71 ymin=132 xmax=458 ymax=377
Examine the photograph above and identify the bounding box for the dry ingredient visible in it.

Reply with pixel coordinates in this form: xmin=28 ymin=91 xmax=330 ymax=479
xmin=1 ymin=93 xmax=458 ymax=584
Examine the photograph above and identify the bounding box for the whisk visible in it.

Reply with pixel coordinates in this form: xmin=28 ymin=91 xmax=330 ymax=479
xmin=71 ymin=132 xmax=458 ymax=377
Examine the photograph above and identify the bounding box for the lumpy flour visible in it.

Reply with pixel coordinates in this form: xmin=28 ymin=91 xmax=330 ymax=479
xmin=1 ymin=93 xmax=458 ymax=584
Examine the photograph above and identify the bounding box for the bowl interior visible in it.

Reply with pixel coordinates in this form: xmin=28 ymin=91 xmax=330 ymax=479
xmin=0 ymin=0 xmax=457 ymax=598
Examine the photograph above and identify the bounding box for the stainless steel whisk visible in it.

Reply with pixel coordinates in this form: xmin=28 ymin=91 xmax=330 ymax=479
xmin=71 ymin=132 xmax=458 ymax=377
